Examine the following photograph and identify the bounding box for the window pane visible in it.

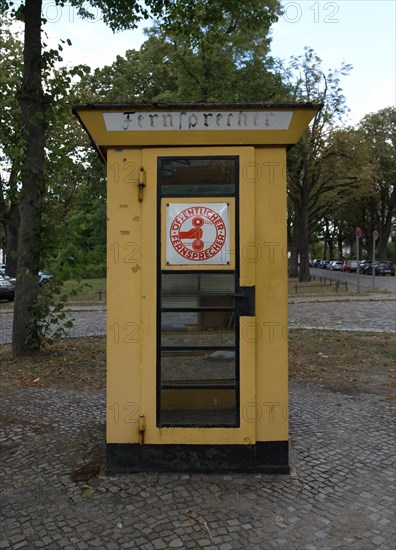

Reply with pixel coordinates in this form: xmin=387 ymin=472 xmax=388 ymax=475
xmin=159 ymin=157 xmax=236 ymax=196
xmin=160 ymin=389 xmax=237 ymax=427
xmin=160 ymin=349 xmax=237 ymax=425
xmin=161 ymin=312 xmax=235 ymax=346
xmin=161 ymin=273 xmax=235 ymax=309
xmin=161 ymin=349 xmax=236 ymax=385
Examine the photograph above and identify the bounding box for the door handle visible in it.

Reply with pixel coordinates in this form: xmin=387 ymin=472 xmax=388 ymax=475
xmin=228 ymin=287 xmax=255 ymax=316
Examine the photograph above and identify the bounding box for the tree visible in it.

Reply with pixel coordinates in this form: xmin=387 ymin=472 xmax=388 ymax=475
xmin=4 ymin=0 xmax=258 ymax=355
xmin=308 ymin=127 xmax=373 ymax=259
xmin=147 ymin=0 xmax=283 ymax=102
xmin=78 ymin=1 xmax=285 ymax=104
xmin=0 ymin=18 xmax=23 ymax=277
xmin=285 ymin=47 xmax=352 ymax=281
xmin=308 ymin=109 xmax=395 ymax=262
xmin=357 ymin=108 xmax=396 ymax=259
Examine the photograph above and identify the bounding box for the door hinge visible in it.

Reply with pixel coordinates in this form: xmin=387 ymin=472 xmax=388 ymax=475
xmin=138 ymin=167 xmax=146 ymax=202
xmin=138 ymin=414 xmax=146 ymax=445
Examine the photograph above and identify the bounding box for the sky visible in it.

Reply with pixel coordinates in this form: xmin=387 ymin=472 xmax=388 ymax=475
xmin=27 ymin=1 xmax=396 ymax=126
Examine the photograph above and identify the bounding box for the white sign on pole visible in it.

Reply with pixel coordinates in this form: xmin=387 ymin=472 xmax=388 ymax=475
xmin=166 ymin=203 xmax=230 ymax=265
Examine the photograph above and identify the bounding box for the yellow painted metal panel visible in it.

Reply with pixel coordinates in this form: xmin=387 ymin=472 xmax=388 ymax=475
xmin=106 ymin=148 xmax=144 ymax=443
xmin=254 ymin=147 xmax=289 ymax=442
xmin=105 ymin=144 xmax=289 ymax=446
xmin=75 ymin=107 xmax=318 ymax=150
xmin=238 ymin=147 xmax=256 ymax=288
xmin=139 ymin=149 xmax=158 ymax=435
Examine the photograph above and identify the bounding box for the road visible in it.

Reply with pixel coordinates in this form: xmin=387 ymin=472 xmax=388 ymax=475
xmin=310 ymin=267 xmax=396 ymax=292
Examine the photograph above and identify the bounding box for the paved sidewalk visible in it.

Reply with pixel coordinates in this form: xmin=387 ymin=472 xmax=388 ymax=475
xmin=0 ymin=294 xmax=395 ymax=344
xmin=288 ymin=293 xmax=396 ymax=303
xmin=1 ymin=383 xmax=395 ymax=549
xmin=288 ymin=297 xmax=396 ymax=332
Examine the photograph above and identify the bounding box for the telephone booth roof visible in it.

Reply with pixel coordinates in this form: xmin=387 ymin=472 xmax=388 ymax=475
xmin=72 ymin=102 xmax=322 ymax=161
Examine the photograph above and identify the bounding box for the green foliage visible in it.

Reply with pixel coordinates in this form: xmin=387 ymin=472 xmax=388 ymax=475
xmin=387 ymin=236 xmax=396 ymax=263
xmin=26 ymin=276 xmax=74 ymax=350
xmin=353 ymin=107 xmax=395 ymax=258
xmin=25 ymin=270 xmax=94 ymax=349
xmin=311 ymin=107 xmax=396 ymax=260
xmin=151 ymin=1 xmax=283 ymax=102
xmin=0 ymin=0 xmax=170 ymax=29
xmin=78 ymin=1 xmax=287 ymax=104
xmin=42 ymin=150 xmax=107 ymax=279
xmin=285 ymin=47 xmax=353 ymax=280
xmin=157 ymin=0 xmax=281 ymax=49
xmin=0 ymin=17 xmax=23 ymax=162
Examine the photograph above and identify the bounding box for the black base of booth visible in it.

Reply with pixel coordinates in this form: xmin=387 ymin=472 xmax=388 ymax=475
xmin=106 ymin=442 xmax=289 ymax=474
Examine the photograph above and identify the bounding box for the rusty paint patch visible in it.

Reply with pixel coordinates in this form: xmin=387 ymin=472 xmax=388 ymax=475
xmin=120 ymin=230 xmax=130 ymax=235
xmin=132 ymin=265 xmax=141 ymax=273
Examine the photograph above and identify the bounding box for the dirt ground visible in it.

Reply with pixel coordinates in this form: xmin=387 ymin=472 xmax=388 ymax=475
xmin=289 ymin=329 xmax=395 ymax=398
xmin=0 ymin=331 xmax=394 ymax=399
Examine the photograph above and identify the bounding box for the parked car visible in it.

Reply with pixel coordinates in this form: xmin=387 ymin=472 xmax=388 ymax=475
xmin=0 ymin=268 xmax=16 ymax=286
xmin=366 ymin=261 xmax=395 ymax=276
xmin=342 ymin=260 xmax=358 ymax=273
xmin=38 ymin=271 xmax=54 ymax=284
xmin=1 ymin=267 xmax=53 ymax=285
xmin=320 ymin=260 xmax=331 ymax=269
xmin=0 ymin=275 xmax=15 ymax=301
xmin=359 ymin=260 xmax=372 ymax=274
xmin=329 ymin=260 xmax=343 ymax=271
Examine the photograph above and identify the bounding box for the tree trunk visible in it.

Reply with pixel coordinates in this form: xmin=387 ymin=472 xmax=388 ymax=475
xmin=378 ymin=203 xmax=395 ymax=259
xmin=337 ymin=228 xmax=343 ymax=259
xmin=5 ymin=204 xmax=19 ymax=277
xmin=12 ymin=0 xmax=46 ymax=356
xmin=298 ymin=188 xmax=311 ymax=282
xmin=287 ymin=222 xmax=299 ymax=277
xmin=328 ymin=238 xmax=334 ymax=259
xmin=289 ymin=239 xmax=299 ymax=277
xmin=298 ymin=228 xmax=311 ymax=281
xmin=0 ymin=184 xmax=6 ymax=262
xmin=5 ymin=165 xmax=19 ymax=277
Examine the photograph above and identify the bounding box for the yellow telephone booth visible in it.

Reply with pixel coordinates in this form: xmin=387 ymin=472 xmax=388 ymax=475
xmin=73 ymin=102 xmax=320 ymax=472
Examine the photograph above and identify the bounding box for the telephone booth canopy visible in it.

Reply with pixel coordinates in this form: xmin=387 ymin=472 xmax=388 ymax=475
xmin=73 ymin=102 xmax=320 ymax=473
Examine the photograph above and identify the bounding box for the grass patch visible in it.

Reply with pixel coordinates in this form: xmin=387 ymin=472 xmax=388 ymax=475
xmin=1 ymin=331 xmax=394 ymax=398
xmin=62 ymin=278 xmax=106 ymax=302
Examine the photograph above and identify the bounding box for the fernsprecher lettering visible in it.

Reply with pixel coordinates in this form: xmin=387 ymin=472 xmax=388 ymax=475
xmin=102 ymin=111 xmax=293 ymax=132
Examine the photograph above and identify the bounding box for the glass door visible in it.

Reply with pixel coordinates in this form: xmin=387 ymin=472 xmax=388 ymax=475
xmin=158 ymin=157 xmax=239 ymax=427
xmin=140 ymin=146 xmax=256 ymax=445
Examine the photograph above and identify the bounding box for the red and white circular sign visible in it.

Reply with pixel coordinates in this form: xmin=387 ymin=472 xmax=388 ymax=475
xmin=166 ymin=203 xmax=230 ymax=264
